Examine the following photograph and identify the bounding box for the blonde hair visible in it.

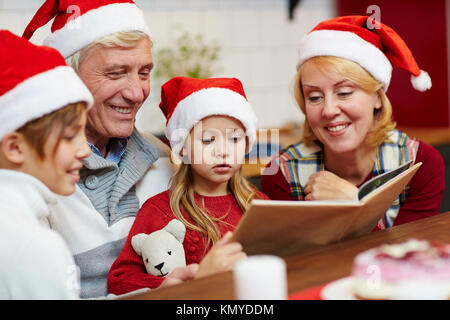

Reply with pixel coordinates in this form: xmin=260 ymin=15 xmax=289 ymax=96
xmin=66 ymin=31 xmax=151 ymax=72
xmin=169 ymin=162 xmax=261 ymax=253
xmin=294 ymin=56 xmax=396 ymax=147
xmin=17 ymin=102 xmax=87 ymax=160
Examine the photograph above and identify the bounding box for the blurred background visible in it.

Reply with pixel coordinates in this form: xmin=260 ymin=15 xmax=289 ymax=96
xmin=1 ymin=0 xmax=449 ymax=211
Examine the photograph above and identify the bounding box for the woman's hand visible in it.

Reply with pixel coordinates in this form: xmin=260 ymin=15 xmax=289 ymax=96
xmin=195 ymin=231 xmax=247 ymax=279
xmin=304 ymin=171 xmax=359 ymax=201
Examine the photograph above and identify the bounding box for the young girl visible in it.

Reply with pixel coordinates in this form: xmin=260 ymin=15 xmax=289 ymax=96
xmin=261 ymin=16 xmax=445 ymax=230
xmin=0 ymin=30 xmax=93 ymax=299
xmin=108 ymin=77 xmax=268 ymax=295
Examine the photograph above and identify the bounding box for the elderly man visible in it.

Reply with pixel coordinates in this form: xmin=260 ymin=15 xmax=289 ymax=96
xmin=23 ymin=0 xmax=197 ymax=298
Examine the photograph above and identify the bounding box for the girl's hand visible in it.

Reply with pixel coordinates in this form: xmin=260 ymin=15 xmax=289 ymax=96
xmin=160 ymin=263 xmax=199 ymax=288
xmin=304 ymin=171 xmax=359 ymax=201
xmin=195 ymin=231 xmax=247 ymax=279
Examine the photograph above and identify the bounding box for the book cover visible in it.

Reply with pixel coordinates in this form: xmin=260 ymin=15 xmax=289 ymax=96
xmin=231 ymin=162 xmax=422 ymax=256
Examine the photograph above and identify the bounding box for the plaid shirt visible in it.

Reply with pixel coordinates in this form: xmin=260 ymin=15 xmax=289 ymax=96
xmin=276 ymin=130 xmax=419 ymax=229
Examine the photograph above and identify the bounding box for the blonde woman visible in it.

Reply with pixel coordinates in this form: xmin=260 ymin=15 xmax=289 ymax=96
xmin=108 ymin=77 xmax=268 ymax=295
xmin=261 ymin=16 xmax=445 ymax=231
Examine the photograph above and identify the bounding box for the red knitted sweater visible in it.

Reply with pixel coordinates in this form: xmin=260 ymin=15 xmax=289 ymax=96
xmin=108 ymin=189 xmax=268 ymax=295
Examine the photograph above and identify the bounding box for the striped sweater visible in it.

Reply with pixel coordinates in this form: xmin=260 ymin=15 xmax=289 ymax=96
xmin=49 ymin=129 xmax=177 ymax=298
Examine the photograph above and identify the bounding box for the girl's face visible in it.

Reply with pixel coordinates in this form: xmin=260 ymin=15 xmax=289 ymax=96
xmin=183 ymin=115 xmax=247 ymax=196
xmin=301 ymin=61 xmax=382 ymax=155
xmin=23 ymin=110 xmax=91 ymax=196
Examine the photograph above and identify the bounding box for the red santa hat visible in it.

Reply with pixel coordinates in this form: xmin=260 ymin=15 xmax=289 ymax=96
xmin=159 ymin=77 xmax=257 ymax=157
xmin=297 ymin=15 xmax=431 ymax=92
xmin=0 ymin=30 xmax=93 ymax=141
xmin=22 ymin=0 xmax=150 ymax=58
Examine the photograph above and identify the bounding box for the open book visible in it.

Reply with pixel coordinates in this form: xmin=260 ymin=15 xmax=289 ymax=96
xmin=231 ymin=161 xmax=422 ymax=257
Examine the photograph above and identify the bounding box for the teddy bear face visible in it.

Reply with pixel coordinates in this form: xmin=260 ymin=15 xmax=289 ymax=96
xmin=140 ymin=230 xmax=187 ymax=276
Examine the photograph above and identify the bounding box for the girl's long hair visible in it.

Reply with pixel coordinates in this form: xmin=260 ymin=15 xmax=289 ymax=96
xmin=169 ymin=162 xmax=262 ymax=251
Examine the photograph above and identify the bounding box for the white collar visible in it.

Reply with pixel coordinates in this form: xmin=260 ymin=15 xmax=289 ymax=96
xmin=0 ymin=169 xmax=58 ymax=220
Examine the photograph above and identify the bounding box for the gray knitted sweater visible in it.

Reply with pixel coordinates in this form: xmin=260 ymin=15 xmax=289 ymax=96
xmin=78 ymin=130 xmax=159 ymax=226
xmin=49 ymin=129 xmax=176 ymax=298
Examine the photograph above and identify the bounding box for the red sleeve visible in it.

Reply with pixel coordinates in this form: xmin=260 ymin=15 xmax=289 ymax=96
xmin=255 ymin=190 xmax=271 ymax=200
xmin=107 ymin=196 xmax=171 ymax=295
xmin=393 ymin=141 xmax=445 ymax=226
xmin=260 ymin=157 xmax=295 ymax=200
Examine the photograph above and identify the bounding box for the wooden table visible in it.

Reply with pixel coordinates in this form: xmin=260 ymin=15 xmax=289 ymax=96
xmin=123 ymin=212 xmax=450 ymax=300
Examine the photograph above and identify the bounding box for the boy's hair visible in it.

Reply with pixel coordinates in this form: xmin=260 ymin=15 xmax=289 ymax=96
xmin=17 ymin=102 xmax=87 ymax=160
xmin=169 ymin=163 xmax=262 ymax=254
xmin=294 ymin=56 xmax=396 ymax=147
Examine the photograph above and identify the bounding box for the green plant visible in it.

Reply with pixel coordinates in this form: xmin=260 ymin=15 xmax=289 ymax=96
xmin=153 ymin=29 xmax=221 ymax=80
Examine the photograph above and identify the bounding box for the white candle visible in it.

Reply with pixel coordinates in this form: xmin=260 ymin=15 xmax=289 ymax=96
xmin=233 ymin=255 xmax=287 ymax=300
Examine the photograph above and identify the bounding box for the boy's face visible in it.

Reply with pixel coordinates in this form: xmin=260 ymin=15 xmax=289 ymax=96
xmin=22 ymin=110 xmax=91 ymax=196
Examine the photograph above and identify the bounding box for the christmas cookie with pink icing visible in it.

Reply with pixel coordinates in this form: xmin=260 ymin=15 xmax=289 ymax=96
xmin=351 ymin=239 xmax=450 ymax=299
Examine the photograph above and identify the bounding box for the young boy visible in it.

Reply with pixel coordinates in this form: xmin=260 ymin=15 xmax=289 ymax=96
xmin=0 ymin=30 xmax=93 ymax=299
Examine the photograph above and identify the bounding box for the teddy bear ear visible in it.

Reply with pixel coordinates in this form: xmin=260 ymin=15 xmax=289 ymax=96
xmin=131 ymin=233 xmax=148 ymax=256
xmin=164 ymin=219 xmax=186 ymax=244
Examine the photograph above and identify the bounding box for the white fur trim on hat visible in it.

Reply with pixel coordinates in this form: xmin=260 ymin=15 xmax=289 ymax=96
xmin=297 ymin=30 xmax=393 ymax=91
xmin=411 ymin=70 xmax=432 ymax=92
xmin=166 ymin=87 xmax=257 ymax=157
xmin=0 ymin=66 xmax=93 ymax=141
xmin=44 ymin=3 xmax=150 ymax=58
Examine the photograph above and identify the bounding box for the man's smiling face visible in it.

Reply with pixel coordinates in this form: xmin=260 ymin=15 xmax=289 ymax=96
xmin=78 ymin=37 xmax=153 ymax=145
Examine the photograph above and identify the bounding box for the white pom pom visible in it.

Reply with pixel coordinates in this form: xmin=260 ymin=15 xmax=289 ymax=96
xmin=411 ymin=70 xmax=432 ymax=92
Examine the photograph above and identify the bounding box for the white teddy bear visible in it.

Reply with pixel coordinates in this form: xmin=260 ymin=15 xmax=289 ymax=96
xmin=131 ymin=219 xmax=187 ymax=277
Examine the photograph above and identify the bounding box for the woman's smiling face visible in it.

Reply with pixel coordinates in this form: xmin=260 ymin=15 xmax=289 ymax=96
xmin=301 ymin=59 xmax=382 ymax=155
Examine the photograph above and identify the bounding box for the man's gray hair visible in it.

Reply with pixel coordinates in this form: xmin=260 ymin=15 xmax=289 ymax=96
xmin=66 ymin=30 xmax=151 ymax=73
